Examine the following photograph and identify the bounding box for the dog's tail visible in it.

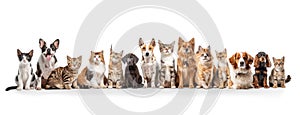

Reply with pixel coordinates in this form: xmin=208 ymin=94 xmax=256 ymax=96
xmin=285 ymin=75 xmax=291 ymax=83
xmin=5 ymin=86 xmax=17 ymax=91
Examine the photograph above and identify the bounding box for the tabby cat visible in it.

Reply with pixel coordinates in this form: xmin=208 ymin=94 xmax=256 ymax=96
xmin=108 ymin=46 xmax=124 ymax=89
xmin=45 ymin=56 xmax=82 ymax=89
xmin=158 ymin=40 xmax=177 ymax=88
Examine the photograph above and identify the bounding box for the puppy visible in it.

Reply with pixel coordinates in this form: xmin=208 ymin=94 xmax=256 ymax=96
xmin=215 ymin=48 xmax=232 ymax=89
xmin=229 ymin=52 xmax=254 ymax=89
xmin=195 ymin=45 xmax=215 ymax=89
xmin=122 ymin=53 xmax=143 ymax=88
xmin=139 ymin=38 xmax=158 ymax=88
xmin=253 ymin=52 xmax=271 ymax=88
xmin=177 ymin=37 xmax=197 ymax=88
xmin=269 ymin=56 xmax=291 ymax=88
xmin=36 ymin=38 xmax=59 ymax=90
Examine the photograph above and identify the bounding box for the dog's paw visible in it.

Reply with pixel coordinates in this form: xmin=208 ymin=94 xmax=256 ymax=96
xmin=159 ymin=86 xmax=164 ymax=89
xmin=36 ymin=87 xmax=42 ymax=90
xmin=264 ymin=85 xmax=269 ymax=88
xmin=203 ymin=85 xmax=209 ymax=89
xmin=196 ymin=86 xmax=201 ymax=89
xmin=171 ymin=86 xmax=176 ymax=89
xmin=218 ymin=86 xmax=224 ymax=89
xmin=73 ymin=86 xmax=80 ymax=89
xmin=25 ymin=86 xmax=30 ymax=90
xmin=273 ymin=85 xmax=278 ymax=88
xmin=281 ymin=85 xmax=286 ymax=88
xmin=189 ymin=85 xmax=194 ymax=89
xmin=178 ymin=85 xmax=183 ymax=89
xmin=254 ymin=85 xmax=260 ymax=89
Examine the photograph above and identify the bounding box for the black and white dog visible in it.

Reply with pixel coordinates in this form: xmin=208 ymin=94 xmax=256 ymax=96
xmin=36 ymin=38 xmax=59 ymax=90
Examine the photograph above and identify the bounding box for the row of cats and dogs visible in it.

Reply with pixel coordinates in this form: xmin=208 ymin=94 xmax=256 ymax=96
xmin=5 ymin=37 xmax=291 ymax=91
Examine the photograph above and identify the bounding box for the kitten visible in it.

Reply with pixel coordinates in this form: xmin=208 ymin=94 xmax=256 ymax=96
xmin=215 ymin=49 xmax=232 ymax=89
xmin=108 ymin=46 xmax=124 ymax=89
xmin=6 ymin=49 xmax=36 ymax=91
xmin=269 ymin=56 xmax=291 ymax=88
xmin=77 ymin=51 xmax=107 ymax=89
xmin=158 ymin=40 xmax=177 ymax=88
xmin=45 ymin=56 xmax=82 ymax=89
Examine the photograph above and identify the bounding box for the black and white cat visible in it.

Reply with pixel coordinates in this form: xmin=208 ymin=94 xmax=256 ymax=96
xmin=6 ymin=49 xmax=36 ymax=91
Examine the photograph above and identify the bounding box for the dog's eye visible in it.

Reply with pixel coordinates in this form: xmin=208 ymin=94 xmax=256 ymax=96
xmin=142 ymin=47 xmax=146 ymax=50
xmin=149 ymin=47 xmax=152 ymax=50
xmin=201 ymin=54 xmax=204 ymax=56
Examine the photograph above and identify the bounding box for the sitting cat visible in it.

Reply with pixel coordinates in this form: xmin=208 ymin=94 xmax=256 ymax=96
xmin=108 ymin=46 xmax=124 ymax=89
xmin=77 ymin=51 xmax=107 ymax=89
xmin=6 ymin=49 xmax=36 ymax=91
xmin=45 ymin=56 xmax=82 ymax=89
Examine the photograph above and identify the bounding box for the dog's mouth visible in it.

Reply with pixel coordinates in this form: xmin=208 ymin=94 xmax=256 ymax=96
xmin=44 ymin=54 xmax=53 ymax=61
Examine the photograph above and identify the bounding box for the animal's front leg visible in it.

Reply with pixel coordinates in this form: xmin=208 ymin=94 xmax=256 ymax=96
xmin=151 ymin=72 xmax=156 ymax=88
xmin=25 ymin=72 xmax=31 ymax=90
xmin=218 ymin=70 xmax=224 ymax=89
xmin=17 ymin=75 xmax=23 ymax=90
xmin=36 ymin=76 xmax=42 ymax=90
xmin=188 ymin=69 xmax=195 ymax=88
xmin=273 ymin=78 xmax=278 ymax=88
xmin=116 ymin=81 xmax=122 ymax=89
xmin=171 ymin=77 xmax=176 ymax=89
xmin=280 ymin=78 xmax=286 ymax=88
xmin=72 ymin=79 xmax=80 ymax=89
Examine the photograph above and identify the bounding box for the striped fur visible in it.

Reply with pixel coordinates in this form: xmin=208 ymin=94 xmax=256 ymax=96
xmin=45 ymin=56 xmax=82 ymax=89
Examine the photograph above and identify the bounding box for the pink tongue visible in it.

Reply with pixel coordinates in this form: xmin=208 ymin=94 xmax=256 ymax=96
xmin=46 ymin=55 xmax=51 ymax=61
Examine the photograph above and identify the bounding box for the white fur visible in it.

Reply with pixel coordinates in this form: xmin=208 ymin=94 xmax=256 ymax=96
xmin=17 ymin=57 xmax=33 ymax=90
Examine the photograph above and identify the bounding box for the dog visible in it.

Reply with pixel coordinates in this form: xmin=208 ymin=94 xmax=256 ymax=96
xmin=122 ymin=53 xmax=143 ymax=88
xmin=139 ymin=38 xmax=158 ymax=88
xmin=229 ymin=52 xmax=254 ymax=89
xmin=177 ymin=37 xmax=197 ymax=88
xmin=36 ymin=38 xmax=59 ymax=90
xmin=215 ymin=48 xmax=232 ymax=89
xmin=269 ymin=56 xmax=291 ymax=88
xmin=253 ymin=52 xmax=271 ymax=88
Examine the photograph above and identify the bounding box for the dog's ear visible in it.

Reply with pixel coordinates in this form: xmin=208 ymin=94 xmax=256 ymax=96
xmin=139 ymin=38 xmax=144 ymax=47
xmin=198 ymin=45 xmax=203 ymax=52
xmin=120 ymin=50 xmax=124 ymax=56
xmin=247 ymin=53 xmax=254 ymax=65
xmin=254 ymin=54 xmax=259 ymax=68
xmin=17 ymin=49 xmax=22 ymax=56
xmin=266 ymin=54 xmax=271 ymax=67
xmin=229 ymin=53 xmax=236 ymax=66
xmin=189 ymin=38 xmax=195 ymax=50
xmin=28 ymin=50 xmax=34 ymax=57
xmin=39 ymin=38 xmax=46 ymax=49
xmin=150 ymin=38 xmax=156 ymax=47
xmin=52 ymin=39 xmax=60 ymax=49
xmin=178 ymin=37 xmax=184 ymax=47
xmin=207 ymin=45 xmax=211 ymax=51
xmin=282 ymin=56 xmax=285 ymax=62
xmin=122 ymin=54 xmax=129 ymax=64
xmin=132 ymin=54 xmax=139 ymax=64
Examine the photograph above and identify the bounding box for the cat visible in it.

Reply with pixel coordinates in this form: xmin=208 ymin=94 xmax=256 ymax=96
xmin=77 ymin=51 xmax=107 ymax=89
xmin=158 ymin=40 xmax=177 ymax=88
xmin=269 ymin=56 xmax=291 ymax=88
xmin=45 ymin=56 xmax=82 ymax=89
xmin=108 ymin=45 xmax=124 ymax=89
xmin=215 ymin=48 xmax=232 ymax=89
xmin=6 ymin=49 xmax=36 ymax=91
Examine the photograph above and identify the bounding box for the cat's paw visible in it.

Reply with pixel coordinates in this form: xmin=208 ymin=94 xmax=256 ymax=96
xmin=171 ymin=86 xmax=176 ymax=89
xmin=25 ymin=86 xmax=30 ymax=90
xmin=108 ymin=86 xmax=113 ymax=89
xmin=196 ymin=86 xmax=201 ymax=89
xmin=189 ymin=85 xmax=194 ymax=89
xmin=36 ymin=87 xmax=42 ymax=90
xmin=17 ymin=87 xmax=22 ymax=91
xmin=178 ymin=85 xmax=183 ymax=89
xmin=159 ymin=86 xmax=164 ymax=89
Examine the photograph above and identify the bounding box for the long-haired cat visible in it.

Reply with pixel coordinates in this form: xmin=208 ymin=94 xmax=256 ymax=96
xmin=6 ymin=49 xmax=36 ymax=91
xmin=77 ymin=51 xmax=107 ymax=89
xmin=215 ymin=48 xmax=232 ymax=89
xmin=158 ymin=40 xmax=177 ymax=88
xmin=108 ymin=45 xmax=124 ymax=89
xmin=45 ymin=56 xmax=82 ymax=89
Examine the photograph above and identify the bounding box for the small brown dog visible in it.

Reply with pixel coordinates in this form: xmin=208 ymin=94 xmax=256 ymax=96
xmin=177 ymin=37 xmax=197 ymax=88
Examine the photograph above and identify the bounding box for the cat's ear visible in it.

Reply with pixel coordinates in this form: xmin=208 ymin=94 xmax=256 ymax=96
xmin=67 ymin=55 xmax=72 ymax=61
xmin=78 ymin=56 xmax=82 ymax=61
xmin=158 ymin=40 xmax=162 ymax=46
xmin=224 ymin=48 xmax=227 ymax=53
xmin=17 ymin=49 xmax=22 ymax=56
xmin=110 ymin=45 xmax=113 ymax=54
xmin=272 ymin=57 xmax=276 ymax=63
xmin=207 ymin=45 xmax=211 ymax=51
xmin=101 ymin=50 xmax=104 ymax=54
xmin=39 ymin=38 xmax=46 ymax=49
xmin=52 ymin=39 xmax=60 ymax=49
xmin=29 ymin=50 xmax=34 ymax=57
xmin=282 ymin=56 xmax=285 ymax=62
xmin=171 ymin=41 xmax=175 ymax=46
xmin=139 ymin=38 xmax=144 ymax=47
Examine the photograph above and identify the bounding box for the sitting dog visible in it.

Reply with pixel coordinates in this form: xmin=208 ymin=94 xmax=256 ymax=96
xmin=229 ymin=52 xmax=254 ymax=89
xmin=253 ymin=52 xmax=271 ymax=88
xmin=269 ymin=56 xmax=291 ymax=88
xmin=36 ymin=38 xmax=59 ymax=90
xmin=177 ymin=37 xmax=197 ymax=88
xmin=122 ymin=53 xmax=143 ymax=88
xmin=139 ymin=38 xmax=158 ymax=88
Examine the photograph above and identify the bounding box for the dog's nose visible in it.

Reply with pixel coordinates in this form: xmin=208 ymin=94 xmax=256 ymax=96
xmin=240 ymin=62 xmax=245 ymax=65
xmin=145 ymin=52 xmax=149 ymax=56
xmin=185 ymin=48 xmax=189 ymax=52
xmin=47 ymin=49 xmax=51 ymax=53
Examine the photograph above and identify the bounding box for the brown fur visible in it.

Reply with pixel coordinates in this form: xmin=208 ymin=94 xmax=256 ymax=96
xmin=253 ymin=52 xmax=271 ymax=88
xmin=177 ymin=37 xmax=197 ymax=88
xmin=215 ymin=49 xmax=232 ymax=89
xmin=269 ymin=57 xmax=291 ymax=88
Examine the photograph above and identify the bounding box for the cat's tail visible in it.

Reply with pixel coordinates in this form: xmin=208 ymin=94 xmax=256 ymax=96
xmin=285 ymin=75 xmax=291 ymax=83
xmin=5 ymin=86 xmax=17 ymax=91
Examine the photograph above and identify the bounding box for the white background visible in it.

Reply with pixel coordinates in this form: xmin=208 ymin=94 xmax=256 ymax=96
xmin=0 ymin=0 xmax=299 ymax=115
